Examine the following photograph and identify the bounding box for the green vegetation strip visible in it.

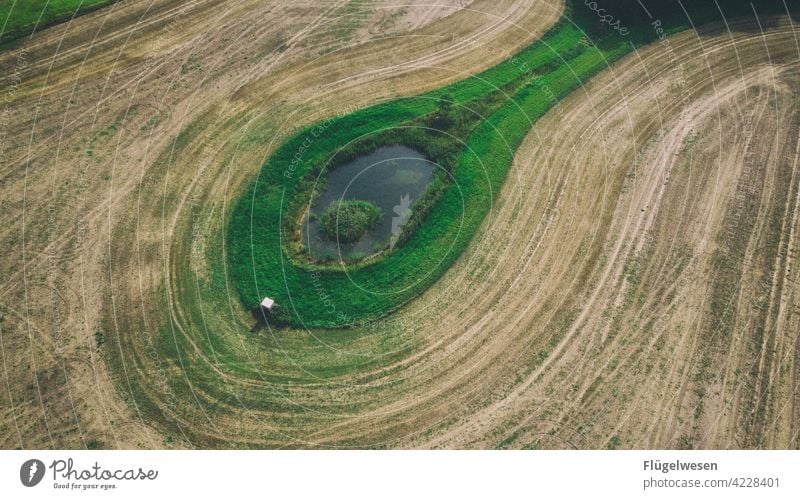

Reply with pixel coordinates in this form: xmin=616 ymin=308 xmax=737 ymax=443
xmin=229 ymin=0 xmax=791 ymax=328
xmin=1 ymin=0 xmax=117 ymax=43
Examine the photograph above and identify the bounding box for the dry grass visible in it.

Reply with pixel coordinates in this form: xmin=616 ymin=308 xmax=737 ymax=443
xmin=0 ymin=0 xmax=564 ymax=448
xmin=2 ymin=0 xmax=799 ymax=450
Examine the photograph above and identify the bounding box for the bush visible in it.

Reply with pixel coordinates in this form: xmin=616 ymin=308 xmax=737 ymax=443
xmin=320 ymin=200 xmax=382 ymax=244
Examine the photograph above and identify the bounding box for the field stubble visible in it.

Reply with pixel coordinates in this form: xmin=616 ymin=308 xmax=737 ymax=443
xmin=1 ymin=0 xmax=799 ymax=449
xmin=0 ymin=0 xmax=565 ymax=448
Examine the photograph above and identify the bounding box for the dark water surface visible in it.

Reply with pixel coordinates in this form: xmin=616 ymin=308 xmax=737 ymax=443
xmin=304 ymin=145 xmax=434 ymax=260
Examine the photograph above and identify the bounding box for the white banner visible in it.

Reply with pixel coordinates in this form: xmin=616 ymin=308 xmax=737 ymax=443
xmin=1 ymin=450 xmax=797 ymax=498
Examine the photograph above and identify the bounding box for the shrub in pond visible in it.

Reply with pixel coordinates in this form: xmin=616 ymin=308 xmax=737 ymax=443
xmin=320 ymin=200 xmax=382 ymax=244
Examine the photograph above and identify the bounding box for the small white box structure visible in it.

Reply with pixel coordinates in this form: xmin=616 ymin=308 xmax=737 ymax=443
xmin=260 ymin=297 xmax=275 ymax=312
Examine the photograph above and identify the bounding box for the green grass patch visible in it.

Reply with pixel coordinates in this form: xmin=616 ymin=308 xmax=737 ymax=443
xmin=0 ymin=0 xmax=118 ymax=43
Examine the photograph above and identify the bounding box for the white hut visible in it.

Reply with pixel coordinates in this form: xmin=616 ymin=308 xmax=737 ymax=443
xmin=260 ymin=297 xmax=275 ymax=312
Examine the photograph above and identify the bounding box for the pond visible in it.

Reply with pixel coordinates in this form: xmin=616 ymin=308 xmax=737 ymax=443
xmin=303 ymin=145 xmax=434 ymax=261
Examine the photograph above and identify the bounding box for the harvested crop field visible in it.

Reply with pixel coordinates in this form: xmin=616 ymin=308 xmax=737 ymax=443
xmin=1 ymin=0 xmax=799 ymax=450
